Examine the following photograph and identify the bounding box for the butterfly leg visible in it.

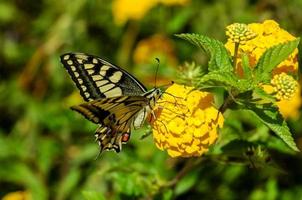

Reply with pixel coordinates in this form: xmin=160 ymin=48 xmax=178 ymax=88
xmin=147 ymin=106 xmax=163 ymax=125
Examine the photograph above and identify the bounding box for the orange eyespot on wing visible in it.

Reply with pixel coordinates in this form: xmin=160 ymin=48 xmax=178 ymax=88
xmin=121 ymin=133 xmax=131 ymax=143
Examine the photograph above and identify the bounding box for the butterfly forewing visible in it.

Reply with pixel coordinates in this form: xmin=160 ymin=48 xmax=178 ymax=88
xmin=60 ymin=53 xmax=147 ymax=101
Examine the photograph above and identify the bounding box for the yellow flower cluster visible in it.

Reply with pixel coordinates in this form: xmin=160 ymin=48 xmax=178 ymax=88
xmin=271 ymin=73 xmax=298 ymax=101
xmin=226 ymin=23 xmax=257 ymax=45
xmin=225 ymin=20 xmax=299 ymax=75
xmin=225 ymin=20 xmax=301 ymax=118
xmin=112 ymin=0 xmax=190 ymax=25
xmin=152 ymin=84 xmax=224 ymax=157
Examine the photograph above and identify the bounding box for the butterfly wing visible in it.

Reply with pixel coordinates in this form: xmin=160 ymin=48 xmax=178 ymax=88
xmin=94 ymin=126 xmax=129 ymax=153
xmin=71 ymin=96 xmax=149 ymax=152
xmin=60 ymin=53 xmax=147 ymax=101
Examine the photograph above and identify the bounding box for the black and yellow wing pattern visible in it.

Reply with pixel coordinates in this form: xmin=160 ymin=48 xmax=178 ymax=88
xmin=60 ymin=53 xmax=147 ymax=101
xmin=60 ymin=53 xmax=161 ymax=153
xmin=71 ymin=96 xmax=149 ymax=152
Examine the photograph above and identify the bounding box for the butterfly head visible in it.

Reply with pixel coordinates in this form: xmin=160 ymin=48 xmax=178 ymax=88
xmin=143 ymin=87 xmax=163 ymax=109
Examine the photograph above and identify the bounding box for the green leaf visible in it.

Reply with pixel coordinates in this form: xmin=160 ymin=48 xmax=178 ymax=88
xmin=110 ymin=171 xmax=147 ymax=196
xmin=197 ymin=71 xmax=251 ymax=92
xmin=221 ymin=139 xmax=255 ymax=154
xmin=175 ymin=170 xmax=199 ymax=195
xmin=56 ymin=168 xmax=81 ymax=200
xmin=243 ymin=103 xmax=299 ymax=152
xmin=162 ymin=189 xmax=173 ymax=200
xmin=176 ymin=33 xmax=233 ymax=72
xmin=0 ymin=163 xmax=47 ymax=200
xmin=82 ymin=191 xmax=106 ymax=200
xmin=252 ymin=87 xmax=276 ymax=103
xmin=241 ymin=53 xmax=253 ymax=80
xmin=167 ymin=9 xmax=194 ymax=34
xmin=254 ymin=38 xmax=300 ymax=83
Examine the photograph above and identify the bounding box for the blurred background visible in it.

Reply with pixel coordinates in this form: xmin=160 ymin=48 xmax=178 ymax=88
xmin=1 ymin=0 xmax=302 ymax=199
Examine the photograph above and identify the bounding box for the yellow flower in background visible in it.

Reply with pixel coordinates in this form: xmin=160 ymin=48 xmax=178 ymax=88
xmin=225 ymin=20 xmax=301 ymax=119
xmin=112 ymin=0 xmax=157 ymax=25
xmin=112 ymin=0 xmax=190 ymax=25
xmin=152 ymin=84 xmax=224 ymax=157
xmin=2 ymin=191 xmax=31 ymax=200
xmin=133 ymin=34 xmax=177 ymax=65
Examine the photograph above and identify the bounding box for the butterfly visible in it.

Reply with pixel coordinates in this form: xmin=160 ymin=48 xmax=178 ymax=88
xmin=60 ymin=53 xmax=162 ymax=153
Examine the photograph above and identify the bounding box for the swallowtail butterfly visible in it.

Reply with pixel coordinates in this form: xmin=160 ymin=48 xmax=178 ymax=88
xmin=60 ymin=53 xmax=162 ymax=153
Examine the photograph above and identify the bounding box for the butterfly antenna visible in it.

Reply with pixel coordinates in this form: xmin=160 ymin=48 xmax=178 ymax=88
xmin=155 ymin=58 xmax=160 ymax=88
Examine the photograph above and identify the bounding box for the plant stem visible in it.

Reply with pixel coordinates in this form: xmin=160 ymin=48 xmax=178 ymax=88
xmin=233 ymin=42 xmax=240 ymax=68
xmin=219 ymin=94 xmax=232 ymax=113
xmin=219 ymin=89 xmax=239 ymax=113
xmin=164 ymin=158 xmax=203 ymax=188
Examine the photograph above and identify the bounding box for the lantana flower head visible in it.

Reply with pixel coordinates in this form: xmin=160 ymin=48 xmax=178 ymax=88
xmin=270 ymin=73 xmax=298 ymax=101
xmin=276 ymin=85 xmax=301 ymax=118
xmin=225 ymin=20 xmax=301 ymax=119
xmin=263 ymin=73 xmax=301 ymax=118
xmin=226 ymin=23 xmax=257 ymax=45
xmin=152 ymin=84 xmax=224 ymax=157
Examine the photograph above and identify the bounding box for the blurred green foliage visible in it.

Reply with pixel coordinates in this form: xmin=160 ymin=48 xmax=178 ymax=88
xmin=1 ymin=0 xmax=302 ymax=199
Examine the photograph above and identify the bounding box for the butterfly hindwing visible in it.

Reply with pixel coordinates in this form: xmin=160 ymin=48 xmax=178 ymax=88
xmin=60 ymin=53 xmax=147 ymax=101
xmin=95 ymin=126 xmax=131 ymax=153
xmin=71 ymin=96 xmax=148 ymax=128
xmin=71 ymin=96 xmax=149 ymax=152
